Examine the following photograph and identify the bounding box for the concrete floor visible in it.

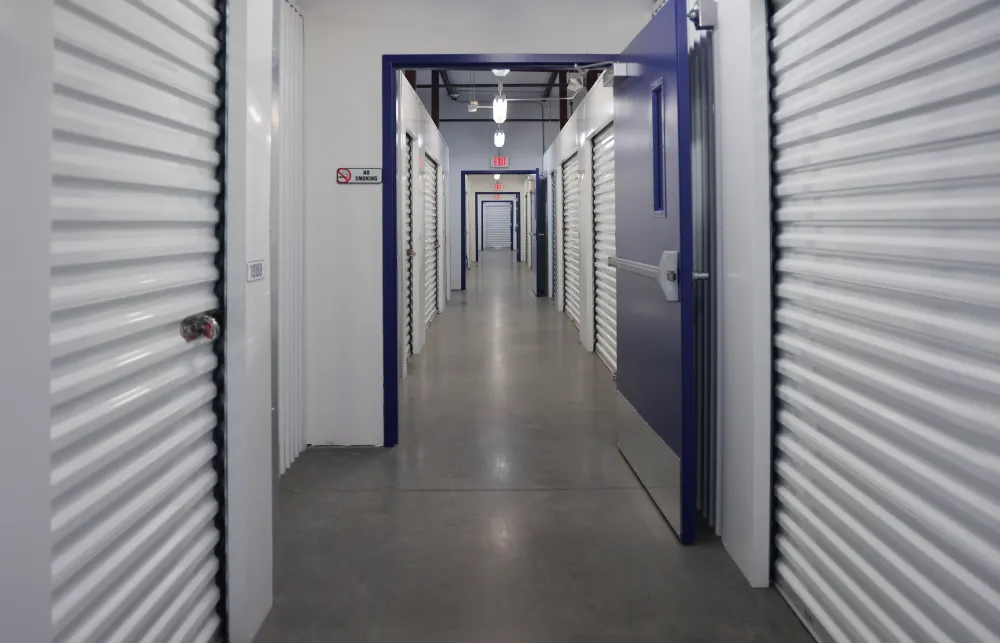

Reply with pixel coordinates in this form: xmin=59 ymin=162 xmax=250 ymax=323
xmin=255 ymin=250 xmax=810 ymax=643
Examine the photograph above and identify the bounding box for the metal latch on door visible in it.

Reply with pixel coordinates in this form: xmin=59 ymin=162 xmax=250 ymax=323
xmin=606 ymin=251 xmax=708 ymax=302
xmin=180 ymin=312 xmax=221 ymax=342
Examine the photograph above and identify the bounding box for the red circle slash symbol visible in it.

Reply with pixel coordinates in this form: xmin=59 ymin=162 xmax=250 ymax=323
xmin=337 ymin=168 xmax=352 ymax=184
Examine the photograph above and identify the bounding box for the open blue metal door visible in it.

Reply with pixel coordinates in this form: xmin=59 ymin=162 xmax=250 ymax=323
xmin=613 ymin=0 xmax=695 ymax=542
xmin=533 ymin=175 xmax=548 ymax=296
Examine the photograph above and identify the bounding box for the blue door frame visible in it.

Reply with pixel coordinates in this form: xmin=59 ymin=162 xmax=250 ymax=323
xmin=475 ymin=192 xmax=519 ymax=256
xmin=460 ymin=169 xmax=537 ymax=288
xmin=383 ymin=55 xmax=614 ymax=447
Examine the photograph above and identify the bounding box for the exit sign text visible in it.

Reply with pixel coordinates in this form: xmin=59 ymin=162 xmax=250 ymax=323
xmin=491 ymin=156 xmax=509 ymax=168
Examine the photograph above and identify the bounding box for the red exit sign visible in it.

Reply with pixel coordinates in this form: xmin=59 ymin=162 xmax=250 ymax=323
xmin=493 ymin=183 xmax=503 ymax=191
xmin=491 ymin=156 xmax=509 ymax=168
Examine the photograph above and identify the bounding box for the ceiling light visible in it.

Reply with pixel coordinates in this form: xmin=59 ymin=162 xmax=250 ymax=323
xmin=468 ymin=100 xmax=479 ymax=112
xmin=492 ymin=69 xmax=510 ymax=78
xmin=494 ymin=173 xmax=500 ymax=180
xmin=494 ymin=128 xmax=505 ymax=148
xmin=492 ymin=96 xmax=507 ymax=124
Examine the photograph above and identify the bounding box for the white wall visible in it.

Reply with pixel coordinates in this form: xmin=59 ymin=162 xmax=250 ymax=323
xmin=224 ymin=0 xmax=276 ymax=636
xmin=303 ymin=0 xmax=651 ymax=446
xmin=1 ymin=1 xmax=53 ymax=639
xmin=543 ymin=80 xmax=615 ymax=353
xmin=713 ymin=0 xmax=774 ymax=588
xmin=399 ymin=79 xmax=449 ymax=372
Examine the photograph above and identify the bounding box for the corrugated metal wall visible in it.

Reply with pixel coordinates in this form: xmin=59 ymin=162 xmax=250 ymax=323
xmin=423 ymin=156 xmax=439 ymax=328
xmin=769 ymin=0 xmax=1000 ymax=640
xmin=483 ymin=202 xmax=511 ymax=248
xmin=592 ymin=125 xmax=617 ymax=374
xmin=276 ymin=0 xmax=306 ymax=476
xmin=690 ymin=28 xmax=719 ymax=531
xmin=50 ymin=1 xmax=225 ymax=639
xmin=562 ymin=155 xmax=582 ymax=325
xmin=404 ymin=136 xmax=414 ymax=360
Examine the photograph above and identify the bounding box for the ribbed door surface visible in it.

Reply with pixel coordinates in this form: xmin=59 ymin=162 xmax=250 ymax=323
xmin=592 ymin=127 xmax=616 ymax=372
xmin=483 ymin=203 xmax=510 ymax=248
xmin=551 ymin=171 xmax=558 ymax=297
xmin=403 ymin=136 xmax=414 ymax=358
xmin=769 ymin=1 xmax=1000 ymax=641
xmin=51 ymin=2 xmax=225 ymax=642
xmin=276 ymin=0 xmax=305 ymax=476
xmin=423 ymin=157 xmax=439 ymax=328
xmin=562 ymin=155 xmax=581 ymax=325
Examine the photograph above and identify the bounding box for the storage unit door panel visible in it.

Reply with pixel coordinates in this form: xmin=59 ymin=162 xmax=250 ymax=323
xmin=403 ymin=136 xmax=413 ymax=358
xmin=50 ymin=3 xmax=225 ymax=641
xmin=562 ymin=155 xmax=581 ymax=325
xmin=424 ymin=158 xmax=439 ymax=328
xmin=592 ymin=126 xmax=617 ymax=373
xmin=483 ymin=203 xmax=510 ymax=248
xmin=276 ymin=0 xmax=305 ymax=476
xmin=551 ymin=171 xmax=558 ymax=298
xmin=769 ymin=1 xmax=1000 ymax=641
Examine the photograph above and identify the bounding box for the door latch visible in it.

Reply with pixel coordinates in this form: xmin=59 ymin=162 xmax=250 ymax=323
xmin=180 ymin=312 xmax=221 ymax=342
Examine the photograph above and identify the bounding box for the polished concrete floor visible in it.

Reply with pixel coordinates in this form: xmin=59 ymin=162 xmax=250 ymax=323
xmin=255 ymin=250 xmax=810 ymax=643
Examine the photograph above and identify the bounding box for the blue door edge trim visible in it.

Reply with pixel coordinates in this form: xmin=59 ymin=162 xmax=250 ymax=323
xmin=671 ymin=0 xmax=697 ymax=544
xmin=383 ymin=55 xmax=616 ymax=449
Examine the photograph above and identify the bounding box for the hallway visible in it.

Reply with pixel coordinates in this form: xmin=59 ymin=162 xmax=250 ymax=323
xmin=255 ymin=251 xmax=808 ymax=642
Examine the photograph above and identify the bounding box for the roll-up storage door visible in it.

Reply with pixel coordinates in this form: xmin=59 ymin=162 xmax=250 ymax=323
xmin=769 ymin=1 xmax=1000 ymax=641
xmin=551 ymin=171 xmax=558 ymax=298
xmin=483 ymin=202 xmax=510 ymax=248
xmin=592 ymin=126 xmax=617 ymax=373
xmin=423 ymin=156 xmax=439 ymax=328
xmin=403 ymin=135 xmax=414 ymax=358
xmin=50 ymin=2 xmax=226 ymax=641
xmin=562 ymin=155 xmax=581 ymax=325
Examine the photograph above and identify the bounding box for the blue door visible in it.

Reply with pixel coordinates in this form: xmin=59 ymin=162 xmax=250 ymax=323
xmin=613 ymin=0 xmax=695 ymax=542
xmin=533 ymin=174 xmax=548 ymax=296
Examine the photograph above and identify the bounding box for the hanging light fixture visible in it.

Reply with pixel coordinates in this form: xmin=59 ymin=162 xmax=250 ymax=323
xmin=492 ymin=69 xmax=510 ymax=78
xmin=493 ymin=127 xmax=505 ymax=148
xmin=492 ymin=95 xmax=507 ymax=124
xmin=494 ymin=173 xmax=500 ymax=180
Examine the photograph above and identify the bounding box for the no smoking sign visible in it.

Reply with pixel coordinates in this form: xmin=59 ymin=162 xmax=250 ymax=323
xmin=336 ymin=167 xmax=382 ymax=185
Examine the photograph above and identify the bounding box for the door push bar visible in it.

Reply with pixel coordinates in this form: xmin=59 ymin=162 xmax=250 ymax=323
xmin=608 ymin=251 xmax=709 ymax=303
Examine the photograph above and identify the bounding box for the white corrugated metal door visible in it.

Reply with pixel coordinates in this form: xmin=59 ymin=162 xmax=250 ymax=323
xmin=770 ymin=1 xmax=1000 ymax=641
xmin=51 ymin=2 xmax=225 ymax=641
xmin=483 ymin=202 xmax=510 ymax=248
xmin=551 ymin=170 xmax=558 ymax=298
xmin=592 ymin=126 xmax=616 ymax=373
xmin=276 ymin=0 xmax=305 ymax=475
xmin=562 ymin=155 xmax=581 ymax=325
xmin=403 ymin=135 xmax=414 ymax=358
xmin=423 ymin=156 xmax=439 ymax=328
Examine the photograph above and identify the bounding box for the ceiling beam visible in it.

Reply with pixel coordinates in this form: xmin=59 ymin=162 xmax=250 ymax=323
xmin=431 ymin=71 xmax=440 ymax=126
xmin=416 ymin=82 xmax=556 ymax=89
xmin=558 ymin=71 xmax=568 ymax=128
xmin=439 ymin=70 xmax=459 ymax=100
xmin=541 ymin=71 xmax=559 ymax=98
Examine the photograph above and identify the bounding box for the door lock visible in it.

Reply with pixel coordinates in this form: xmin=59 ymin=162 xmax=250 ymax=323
xmin=181 ymin=312 xmax=221 ymax=342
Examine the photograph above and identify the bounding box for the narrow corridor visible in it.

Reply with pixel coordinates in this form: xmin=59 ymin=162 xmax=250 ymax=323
xmin=256 ymin=251 xmax=808 ymax=642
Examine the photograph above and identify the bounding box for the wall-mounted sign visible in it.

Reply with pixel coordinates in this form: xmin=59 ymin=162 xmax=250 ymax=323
xmin=336 ymin=167 xmax=382 ymax=184
xmin=246 ymin=260 xmax=265 ymax=282
xmin=491 ymin=156 xmax=508 ymax=168
xmin=493 ymin=183 xmax=503 ymax=191
xmin=494 ymin=194 xmax=502 ymax=200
